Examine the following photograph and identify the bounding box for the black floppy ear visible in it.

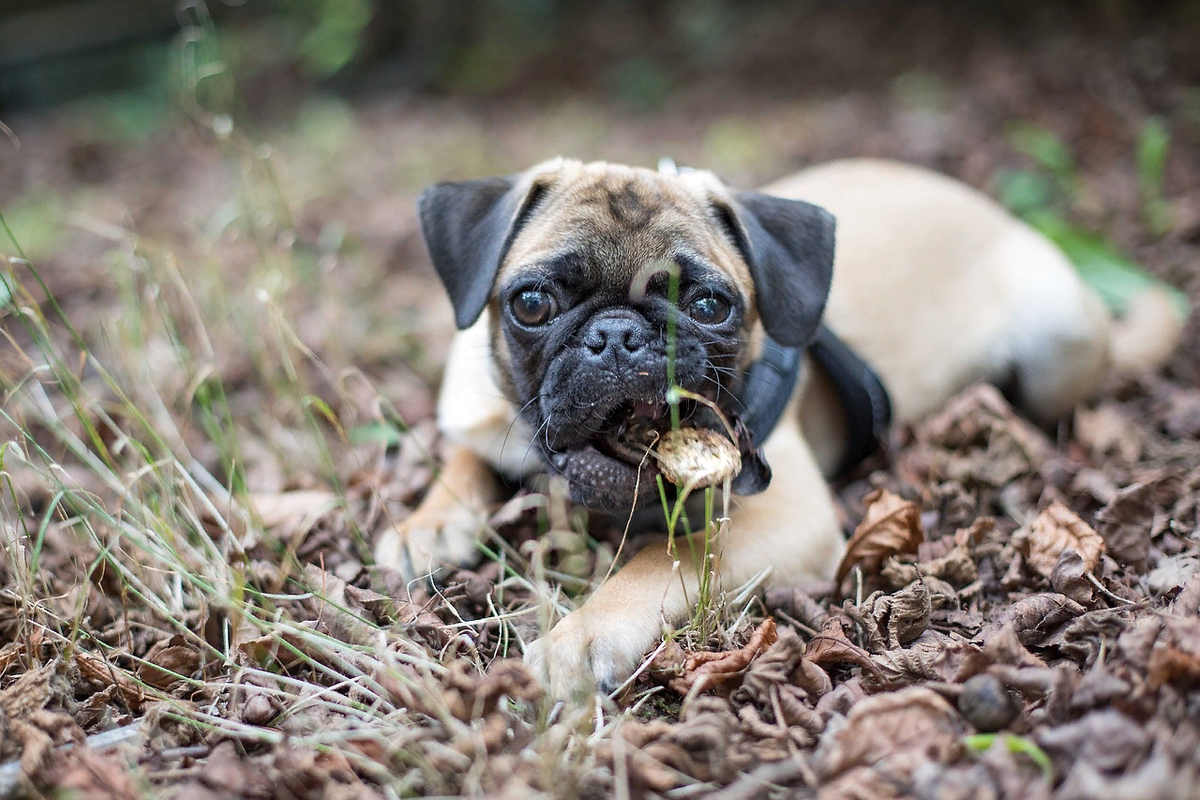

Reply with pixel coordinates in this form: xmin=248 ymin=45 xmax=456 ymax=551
xmin=418 ymin=176 xmax=546 ymax=329
xmin=720 ymin=191 xmax=836 ymax=347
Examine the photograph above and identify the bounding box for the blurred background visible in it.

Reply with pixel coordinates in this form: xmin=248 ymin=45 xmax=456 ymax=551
xmin=1 ymin=0 xmax=1198 ymax=447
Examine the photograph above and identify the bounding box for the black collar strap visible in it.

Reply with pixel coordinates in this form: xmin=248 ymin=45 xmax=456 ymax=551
xmin=739 ymin=335 xmax=803 ymax=449
xmin=737 ymin=326 xmax=892 ymax=478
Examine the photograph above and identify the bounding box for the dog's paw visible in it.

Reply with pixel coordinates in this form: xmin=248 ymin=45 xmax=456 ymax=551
xmin=524 ymin=605 xmax=662 ymax=701
xmin=374 ymin=504 xmax=484 ymax=582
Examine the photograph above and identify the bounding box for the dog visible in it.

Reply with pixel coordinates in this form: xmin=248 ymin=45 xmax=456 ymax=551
xmin=375 ymin=157 xmax=1185 ymax=700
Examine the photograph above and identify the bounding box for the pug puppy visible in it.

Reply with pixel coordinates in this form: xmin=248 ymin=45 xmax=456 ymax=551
xmin=376 ymin=157 xmax=1184 ymax=700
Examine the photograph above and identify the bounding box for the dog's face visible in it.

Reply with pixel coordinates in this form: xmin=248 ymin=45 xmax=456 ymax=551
xmin=418 ymin=159 xmax=836 ymax=512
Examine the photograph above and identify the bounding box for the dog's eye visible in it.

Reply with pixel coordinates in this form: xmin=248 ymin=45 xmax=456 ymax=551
xmin=687 ymin=296 xmax=730 ymax=325
xmin=511 ymin=290 xmax=557 ymax=326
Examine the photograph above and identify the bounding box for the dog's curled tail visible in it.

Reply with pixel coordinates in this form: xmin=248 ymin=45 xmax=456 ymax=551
xmin=1107 ymin=285 xmax=1189 ymax=374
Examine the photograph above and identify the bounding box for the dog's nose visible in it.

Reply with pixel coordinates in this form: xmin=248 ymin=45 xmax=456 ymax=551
xmin=582 ymin=315 xmax=648 ymax=361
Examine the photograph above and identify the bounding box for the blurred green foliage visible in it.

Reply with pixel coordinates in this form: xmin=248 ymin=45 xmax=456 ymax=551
xmin=291 ymin=0 xmax=373 ymax=78
xmin=996 ymin=121 xmax=1188 ymax=319
xmin=1137 ymin=117 xmax=1173 ymax=236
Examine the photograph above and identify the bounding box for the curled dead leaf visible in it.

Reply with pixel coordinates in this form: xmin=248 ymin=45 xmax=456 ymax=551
xmin=1015 ymin=502 xmax=1105 ymax=579
xmin=835 ymin=489 xmax=924 ymax=590
xmin=137 ymin=637 xmax=202 ymax=691
xmin=650 ymin=618 xmax=778 ymax=696
xmin=804 ymin=615 xmax=882 ymax=680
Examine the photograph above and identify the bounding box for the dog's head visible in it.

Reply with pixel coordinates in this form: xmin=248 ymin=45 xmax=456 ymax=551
xmin=418 ymin=159 xmax=835 ymax=512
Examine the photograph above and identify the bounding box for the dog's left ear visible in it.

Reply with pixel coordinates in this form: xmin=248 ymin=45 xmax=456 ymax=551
xmin=418 ymin=176 xmax=548 ymax=329
xmin=718 ymin=192 xmax=836 ymax=347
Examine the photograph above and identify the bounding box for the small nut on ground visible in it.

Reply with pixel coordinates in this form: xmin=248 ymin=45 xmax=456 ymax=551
xmin=957 ymin=674 xmax=1019 ymax=732
xmin=656 ymin=428 xmax=741 ymax=489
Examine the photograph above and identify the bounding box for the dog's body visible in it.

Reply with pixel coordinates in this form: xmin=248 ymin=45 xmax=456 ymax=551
xmin=376 ymin=157 xmax=1183 ymax=700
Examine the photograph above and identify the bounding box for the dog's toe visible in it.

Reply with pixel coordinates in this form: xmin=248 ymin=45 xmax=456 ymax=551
xmin=374 ymin=505 xmax=485 ymax=583
xmin=524 ymin=606 xmax=661 ymax=701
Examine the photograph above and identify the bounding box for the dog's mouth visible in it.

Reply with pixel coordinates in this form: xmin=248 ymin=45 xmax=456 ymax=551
xmin=545 ymin=393 xmax=770 ymax=513
xmin=590 ymin=397 xmax=701 ymax=466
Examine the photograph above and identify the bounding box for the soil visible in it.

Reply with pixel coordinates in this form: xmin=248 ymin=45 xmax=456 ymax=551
xmin=1 ymin=9 xmax=1199 ymax=799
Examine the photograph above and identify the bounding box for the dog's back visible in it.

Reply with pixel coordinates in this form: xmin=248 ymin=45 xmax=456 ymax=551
xmin=767 ymin=158 xmax=1185 ymax=435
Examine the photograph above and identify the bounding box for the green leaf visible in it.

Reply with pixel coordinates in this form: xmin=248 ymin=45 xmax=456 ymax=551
xmin=1137 ymin=118 xmax=1173 ymax=236
xmin=996 ymin=169 xmax=1056 ymax=217
xmin=1023 ymin=209 xmax=1188 ymax=318
xmin=347 ymin=421 xmax=405 ymax=447
xmin=1008 ymin=122 xmax=1074 ymax=179
xmin=964 ymin=733 xmax=1054 ymax=781
xmin=1137 ymin=117 xmax=1170 ymax=197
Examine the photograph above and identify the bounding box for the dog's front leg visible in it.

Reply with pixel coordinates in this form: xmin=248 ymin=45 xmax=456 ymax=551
xmin=375 ymin=442 xmax=500 ymax=582
xmin=525 ymin=419 xmax=844 ymax=700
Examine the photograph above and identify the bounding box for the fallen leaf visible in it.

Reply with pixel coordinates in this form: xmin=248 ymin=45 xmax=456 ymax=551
xmin=916 ymin=384 xmax=1054 ymax=486
xmin=651 ymin=618 xmax=778 ymax=696
xmin=1049 ymin=549 xmax=1095 ymax=605
xmin=868 ymin=579 xmax=932 ymax=648
xmin=1147 ymin=617 xmax=1200 ymax=689
xmin=74 ymin=652 xmax=146 ymax=711
xmin=816 ymin=686 xmax=969 ymax=785
xmin=1095 ymin=482 xmax=1155 ymax=567
xmin=1036 ymin=710 xmax=1151 ymax=774
xmin=55 ymin=746 xmax=141 ymax=800
xmin=246 ymin=490 xmax=343 ymax=551
xmin=980 ymin=594 xmax=1086 ymax=649
xmin=804 ymin=616 xmax=882 ymax=680
xmin=835 ymin=489 xmax=924 ymax=589
xmin=137 ymin=636 xmax=201 ymax=691
xmin=867 ymin=633 xmax=983 ymax=687
xmin=1015 ymin=502 xmax=1105 ymax=579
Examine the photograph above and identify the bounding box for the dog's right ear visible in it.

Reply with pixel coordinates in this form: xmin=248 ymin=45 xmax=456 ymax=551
xmin=418 ymin=176 xmax=548 ymax=329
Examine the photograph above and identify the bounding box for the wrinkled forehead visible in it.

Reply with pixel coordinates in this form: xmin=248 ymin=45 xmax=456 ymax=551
xmin=502 ymin=163 xmax=752 ymax=293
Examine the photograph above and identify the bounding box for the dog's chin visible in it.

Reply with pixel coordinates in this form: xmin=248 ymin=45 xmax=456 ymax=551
xmin=547 ymin=444 xmax=661 ymax=514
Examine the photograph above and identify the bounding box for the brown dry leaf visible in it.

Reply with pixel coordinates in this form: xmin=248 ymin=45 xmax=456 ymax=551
xmin=983 ymin=594 xmax=1087 ymax=648
xmin=1147 ymin=617 xmax=1200 ymax=689
xmin=1015 ymin=502 xmax=1105 ymax=579
xmin=737 ymin=626 xmax=832 ymax=704
xmin=804 ymin=616 xmax=882 ymax=680
xmin=835 ymin=489 xmax=924 ymax=589
xmin=440 ymin=659 xmax=542 ymax=722
xmin=137 ymin=636 xmax=202 ymax=691
xmin=867 ymin=633 xmax=983 ymax=688
xmin=611 ymin=703 xmax=749 ymax=791
xmin=816 ymin=686 xmax=969 ymax=790
xmin=74 ymin=652 xmax=146 ymax=711
xmin=1095 ymin=482 xmax=1156 ymax=567
xmin=868 ymin=579 xmax=932 ymax=649
xmin=54 ymin=746 xmax=141 ymax=800
xmin=199 ymin=741 xmax=271 ymax=796
xmin=302 ymin=563 xmax=382 ymax=646
xmin=916 ymin=384 xmax=1054 ymax=486
xmin=1037 ymin=709 xmax=1151 ymax=775
xmin=651 ymin=618 xmax=778 ymax=696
